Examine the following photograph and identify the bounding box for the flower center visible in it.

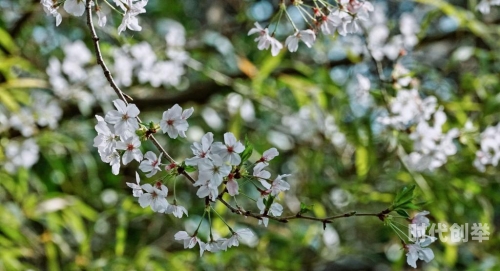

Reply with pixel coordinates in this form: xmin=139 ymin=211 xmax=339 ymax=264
xmin=127 ymin=144 xmax=134 ymax=151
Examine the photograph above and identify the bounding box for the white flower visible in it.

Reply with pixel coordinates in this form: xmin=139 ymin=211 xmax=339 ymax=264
xmin=165 ymin=203 xmax=188 ymax=218
xmin=258 ymin=147 xmax=279 ymax=164
xmin=126 ymin=172 xmax=144 ymax=197
xmin=247 ymin=22 xmax=283 ymax=56
xmin=193 ymin=179 xmax=219 ymax=200
xmin=9 ymin=108 xmax=36 ymax=137
xmin=138 ymin=182 xmax=169 ymax=212
xmin=96 ymin=7 xmax=107 ymax=27
xmin=411 ymin=211 xmax=430 ymax=227
xmin=405 ymin=237 xmax=436 ymax=268
xmin=33 ymin=93 xmax=62 ymax=129
xmin=476 ymin=0 xmax=500 ymax=14
xmin=139 ymin=151 xmax=163 ymax=177
xmin=160 ymin=104 xmax=194 ymax=139
xmin=116 ymin=136 xmax=143 ymax=165
xmin=93 ymin=115 xmax=119 ymax=155
xmin=257 ymin=198 xmax=283 ymax=227
xmin=185 ymin=132 xmax=214 ymax=166
xmin=41 ymin=0 xmax=62 ymax=26
xmin=4 ymin=139 xmax=39 ymax=173
xmin=100 ymin=150 xmax=121 ymax=175
xmin=197 ymin=155 xmax=231 ymax=185
xmin=320 ymin=13 xmax=341 ymax=35
xmin=116 ymin=0 xmax=148 ymax=35
xmin=222 ymin=228 xmax=254 ymax=249
xmin=199 ymin=239 xmax=225 ymax=255
xmin=269 ymin=174 xmax=291 ymax=196
xmin=63 ymin=0 xmax=85 ymax=17
xmin=253 ymin=163 xmax=271 ymax=188
xmin=174 ymin=231 xmax=199 ymax=249
xmin=285 ymin=30 xmax=316 ymax=52
xmin=104 ymin=100 xmax=140 ymax=137
xmin=212 ymin=132 xmax=245 ymax=165
xmin=113 ymin=49 xmax=134 ymax=87
xmin=474 ymin=123 xmax=500 ymax=171
xmin=409 ymin=211 xmax=430 ymax=240
xmin=226 ymin=175 xmax=239 ymax=196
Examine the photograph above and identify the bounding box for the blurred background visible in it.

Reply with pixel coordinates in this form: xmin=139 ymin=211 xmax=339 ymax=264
xmin=0 ymin=0 xmax=499 ymax=270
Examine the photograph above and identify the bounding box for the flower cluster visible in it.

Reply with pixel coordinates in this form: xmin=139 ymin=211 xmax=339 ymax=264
xmin=93 ymin=99 xmax=295 ymax=255
xmin=41 ymin=0 xmax=149 ymax=35
xmin=476 ymin=0 xmax=500 ymax=14
xmin=406 ymin=211 xmax=437 ymax=268
xmin=175 ymin=228 xmax=254 ymax=256
xmin=473 ymin=123 xmax=500 ymax=172
xmin=377 ymin=64 xmax=459 ymax=172
xmin=93 ymin=99 xmax=192 ymax=174
xmin=113 ymin=21 xmax=189 ymax=88
xmin=248 ymin=0 xmax=373 ymax=55
xmin=0 ymin=90 xmax=62 ymax=174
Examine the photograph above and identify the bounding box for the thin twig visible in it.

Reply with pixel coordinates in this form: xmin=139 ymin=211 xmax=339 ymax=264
xmin=85 ymin=0 xmax=132 ymax=102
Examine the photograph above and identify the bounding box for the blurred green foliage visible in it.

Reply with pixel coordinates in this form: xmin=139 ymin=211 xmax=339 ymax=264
xmin=0 ymin=0 xmax=499 ymax=270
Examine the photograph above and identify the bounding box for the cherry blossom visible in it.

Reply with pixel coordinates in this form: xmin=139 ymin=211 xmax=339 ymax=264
xmin=248 ymin=22 xmax=283 ymax=56
xmin=473 ymin=123 xmax=500 ymax=172
xmin=476 ymin=0 xmax=500 ymax=14
xmin=126 ymin=172 xmax=144 ymax=197
xmin=212 ymin=132 xmax=244 ymax=165
xmin=104 ymin=100 xmax=140 ymax=137
xmin=64 ymin=0 xmax=85 ymax=17
xmin=138 ymin=182 xmax=169 ymax=212
xmin=199 ymin=239 xmax=225 ymax=256
xmin=257 ymin=198 xmax=283 ymax=227
xmin=96 ymin=7 xmax=107 ymax=27
xmin=41 ymin=0 xmax=62 ymax=26
xmin=320 ymin=13 xmax=341 ymax=35
xmin=165 ymin=203 xmax=188 ymax=218
xmin=93 ymin=115 xmax=119 ymax=155
xmin=253 ymin=163 xmax=271 ymax=187
xmin=222 ymin=228 xmax=254 ymax=249
xmin=116 ymin=136 xmax=143 ymax=165
xmin=258 ymin=147 xmax=279 ymax=165
xmin=185 ymin=132 xmax=214 ymax=166
xmin=226 ymin=174 xmax=239 ymax=196
xmin=160 ymin=104 xmax=194 ymax=139
xmin=285 ymin=30 xmax=316 ymax=52
xmin=4 ymin=139 xmax=40 ymax=174
xmin=139 ymin=151 xmax=163 ymax=177
xmin=99 ymin=150 xmax=121 ymax=175
xmin=174 ymin=231 xmax=199 ymax=249
xmin=116 ymin=0 xmax=148 ymax=35
xmin=405 ymin=237 xmax=436 ymax=268
xmin=269 ymin=174 xmax=291 ymax=196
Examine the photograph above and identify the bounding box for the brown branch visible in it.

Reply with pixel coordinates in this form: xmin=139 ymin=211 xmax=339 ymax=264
xmin=85 ymin=0 xmax=132 ymax=102
xmin=217 ymin=193 xmax=387 ymax=228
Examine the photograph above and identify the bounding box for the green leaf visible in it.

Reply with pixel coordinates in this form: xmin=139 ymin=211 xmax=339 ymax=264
xmin=299 ymin=202 xmax=314 ymax=215
xmin=183 ymin=165 xmax=197 ymax=173
xmin=239 ymin=136 xmax=253 ymax=166
xmin=0 ymin=27 xmax=17 ymax=54
xmin=396 ymin=209 xmax=410 ymax=218
xmin=392 ymin=185 xmax=416 ymax=209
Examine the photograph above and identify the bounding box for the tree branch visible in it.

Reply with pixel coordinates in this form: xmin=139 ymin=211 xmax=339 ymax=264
xmin=85 ymin=0 xmax=390 ymax=227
